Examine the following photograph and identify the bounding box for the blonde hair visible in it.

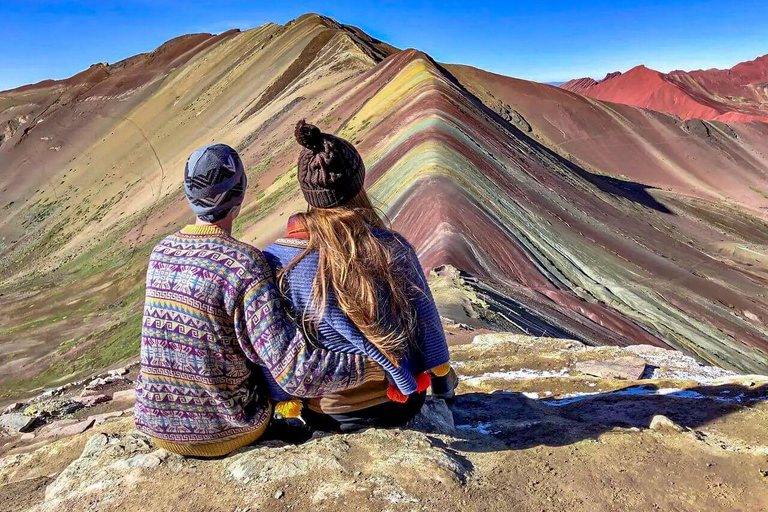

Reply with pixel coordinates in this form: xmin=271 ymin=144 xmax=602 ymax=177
xmin=278 ymin=191 xmax=417 ymax=366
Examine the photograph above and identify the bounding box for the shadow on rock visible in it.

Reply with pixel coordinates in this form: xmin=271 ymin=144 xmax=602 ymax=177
xmin=447 ymin=382 xmax=768 ymax=452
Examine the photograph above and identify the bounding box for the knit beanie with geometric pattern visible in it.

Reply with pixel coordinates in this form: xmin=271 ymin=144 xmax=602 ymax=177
xmin=294 ymin=120 xmax=365 ymax=209
xmin=184 ymin=143 xmax=247 ymax=222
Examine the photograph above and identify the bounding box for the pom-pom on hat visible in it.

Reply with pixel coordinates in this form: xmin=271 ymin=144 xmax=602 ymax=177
xmin=294 ymin=119 xmax=365 ymax=208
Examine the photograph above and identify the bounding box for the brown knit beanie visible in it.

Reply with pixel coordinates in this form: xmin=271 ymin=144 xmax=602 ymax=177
xmin=294 ymin=119 xmax=365 ymax=208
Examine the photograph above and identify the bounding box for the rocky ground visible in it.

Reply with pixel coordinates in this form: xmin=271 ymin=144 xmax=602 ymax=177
xmin=1 ymin=331 xmax=766 ymax=512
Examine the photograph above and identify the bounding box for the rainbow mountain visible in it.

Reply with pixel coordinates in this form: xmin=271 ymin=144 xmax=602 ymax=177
xmin=1 ymin=14 xmax=768 ymax=402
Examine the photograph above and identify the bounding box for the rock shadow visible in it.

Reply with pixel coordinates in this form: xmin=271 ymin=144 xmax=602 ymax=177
xmin=448 ymin=382 xmax=767 ymax=452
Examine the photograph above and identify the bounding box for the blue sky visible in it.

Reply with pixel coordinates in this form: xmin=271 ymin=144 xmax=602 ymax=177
xmin=1 ymin=0 xmax=767 ymax=91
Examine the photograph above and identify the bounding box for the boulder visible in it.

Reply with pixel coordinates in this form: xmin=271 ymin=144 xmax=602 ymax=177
xmin=574 ymin=355 xmax=647 ymax=380
xmin=79 ymin=388 xmax=100 ymax=399
xmin=649 ymin=414 xmax=685 ymax=433
xmin=78 ymin=394 xmax=112 ymax=407
xmin=35 ymin=424 xmax=471 ymax=511
xmin=495 ymin=101 xmax=533 ymax=133
xmin=112 ymin=388 xmax=136 ymax=401
xmin=406 ymin=397 xmax=456 ymax=434
xmin=38 ymin=419 xmax=79 ymax=436
xmin=2 ymin=402 xmax=24 ymax=414
xmin=0 ymin=413 xmax=38 ymax=433
xmin=681 ymin=118 xmax=710 ymax=138
xmin=23 ymin=398 xmax=83 ymax=418
xmin=87 ymin=410 xmax=124 ymax=425
xmin=84 ymin=378 xmax=106 ymax=390
xmin=85 ymin=375 xmax=126 ymax=391
xmin=109 ymin=367 xmax=129 ymax=377
xmin=43 ymin=418 xmax=95 ymax=438
xmin=625 ymin=344 xmax=736 ymax=382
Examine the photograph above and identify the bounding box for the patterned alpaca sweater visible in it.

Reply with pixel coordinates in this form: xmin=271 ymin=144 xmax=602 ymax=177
xmin=135 ymin=225 xmax=369 ymax=457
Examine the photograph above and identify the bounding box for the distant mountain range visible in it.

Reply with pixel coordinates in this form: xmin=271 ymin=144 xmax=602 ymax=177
xmin=1 ymin=14 xmax=768 ymax=402
xmin=561 ymin=55 xmax=768 ymax=123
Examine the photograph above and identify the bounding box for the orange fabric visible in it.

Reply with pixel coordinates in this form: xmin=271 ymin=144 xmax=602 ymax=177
xmin=286 ymin=215 xmax=309 ymax=239
xmin=386 ymin=384 xmax=409 ymax=403
xmin=415 ymin=372 xmax=432 ymax=392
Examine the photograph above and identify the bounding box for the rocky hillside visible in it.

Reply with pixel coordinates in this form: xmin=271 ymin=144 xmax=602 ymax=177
xmin=1 ymin=13 xmax=767 ymax=409
xmin=1 ymin=323 xmax=766 ymax=511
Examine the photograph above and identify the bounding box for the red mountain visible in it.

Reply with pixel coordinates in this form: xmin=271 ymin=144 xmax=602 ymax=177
xmin=561 ymin=55 xmax=768 ymax=123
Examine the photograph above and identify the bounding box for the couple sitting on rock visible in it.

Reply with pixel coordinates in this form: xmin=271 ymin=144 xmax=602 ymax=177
xmin=135 ymin=121 xmax=457 ymax=457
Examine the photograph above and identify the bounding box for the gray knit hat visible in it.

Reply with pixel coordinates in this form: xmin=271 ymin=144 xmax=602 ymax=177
xmin=184 ymin=143 xmax=247 ymax=222
xmin=294 ymin=120 xmax=365 ymax=208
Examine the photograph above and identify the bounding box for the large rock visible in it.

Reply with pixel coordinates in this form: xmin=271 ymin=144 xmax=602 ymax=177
xmin=0 ymin=413 xmax=38 ymax=433
xmin=649 ymin=415 xmax=684 ymax=433
xmin=77 ymin=394 xmax=112 ymax=407
xmin=626 ymin=345 xmax=737 ymax=382
xmin=681 ymin=118 xmax=710 ymax=138
xmin=44 ymin=431 xmax=155 ymax=501
xmin=23 ymin=398 xmax=83 ymax=418
xmin=574 ymin=355 xmax=648 ymax=380
xmin=111 ymin=388 xmax=136 ymax=401
xmin=108 ymin=367 xmax=129 ymax=377
xmin=87 ymin=410 xmax=124 ymax=425
xmin=2 ymin=402 xmax=24 ymax=415
xmin=406 ymin=397 xmax=456 ymax=434
xmin=495 ymin=100 xmax=533 ymax=133
xmin=43 ymin=419 xmax=95 ymax=438
xmin=38 ymin=419 xmax=79 ymax=437
xmin=37 ymin=427 xmax=470 ymax=510
xmin=84 ymin=375 xmax=127 ymax=391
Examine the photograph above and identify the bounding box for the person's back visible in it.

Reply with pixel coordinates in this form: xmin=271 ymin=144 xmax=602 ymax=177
xmin=265 ymin=219 xmax=453 ymax=419
xmin=136 ymin=143 xmax=372 ymax=456
xmin=137 ymin=225 xmax=274 ymax=454
xmin=262 ymin=121 xmax=456 ymax=431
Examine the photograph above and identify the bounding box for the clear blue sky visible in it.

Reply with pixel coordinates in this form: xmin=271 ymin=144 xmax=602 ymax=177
xmin=1 ymin=0 xmax=767 ymax=91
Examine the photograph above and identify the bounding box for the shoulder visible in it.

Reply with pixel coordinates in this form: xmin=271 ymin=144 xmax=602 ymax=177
xmin=372 ymin=228 xmax=416 ymax=257
xmin=218 ymin=236 xmax=273 ymax=281
xmin=264 ymin=240 xmax=308 ymax=260
xmin=155 ymin=231 xmax=185 ymax=248
xmin=148 ymin=232 xmax=184 ymax=258
xmin=266 ymin=238 xmax=310 ymax=253
xmin=371 ymin=227 xmax=410 ymax=244
xmin=221 ymin=235 xmax=263 ymax=260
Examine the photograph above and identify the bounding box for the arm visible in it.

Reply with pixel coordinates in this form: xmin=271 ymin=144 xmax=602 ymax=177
xmin=395 ymin=236 xmax=457 ymax=397
xmin=397 ymin=237 xmax=451 ymax=371
xmin=234 ymin=255 xmax=371 ymax=398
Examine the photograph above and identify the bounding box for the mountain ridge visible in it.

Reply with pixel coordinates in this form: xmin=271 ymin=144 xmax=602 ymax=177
xmin=561 ymin=53 xmax=768 ymax=122
xmin=1 ymin=14 xmax=767 ymax=405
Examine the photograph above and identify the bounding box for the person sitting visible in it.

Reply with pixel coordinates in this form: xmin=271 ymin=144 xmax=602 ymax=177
xmin=135 ymin=143 xmax=378 ymax=456
xmin=262 ymin=121 xmax=457 ymax=432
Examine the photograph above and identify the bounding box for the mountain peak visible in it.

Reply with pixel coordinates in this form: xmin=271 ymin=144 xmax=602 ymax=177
xmin=1 ymin=16 xmax=768 ymax=512
xmin=561 ymin=54 xmax=768 ymax=121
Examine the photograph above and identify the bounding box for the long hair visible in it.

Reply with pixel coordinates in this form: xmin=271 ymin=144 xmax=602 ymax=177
xmin=278 ymin=191 xmax=417 ymax=366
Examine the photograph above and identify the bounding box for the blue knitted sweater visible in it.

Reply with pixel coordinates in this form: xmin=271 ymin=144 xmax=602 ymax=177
xmin=262 ymin=223 xmax=450 ymax=401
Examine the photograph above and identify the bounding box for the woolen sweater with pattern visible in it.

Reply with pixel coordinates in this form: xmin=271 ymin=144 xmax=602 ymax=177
xmin=262 ymin=218 xmax=450 ymax=401
xmin=135 ymin=225 xmax=370 ymax=456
